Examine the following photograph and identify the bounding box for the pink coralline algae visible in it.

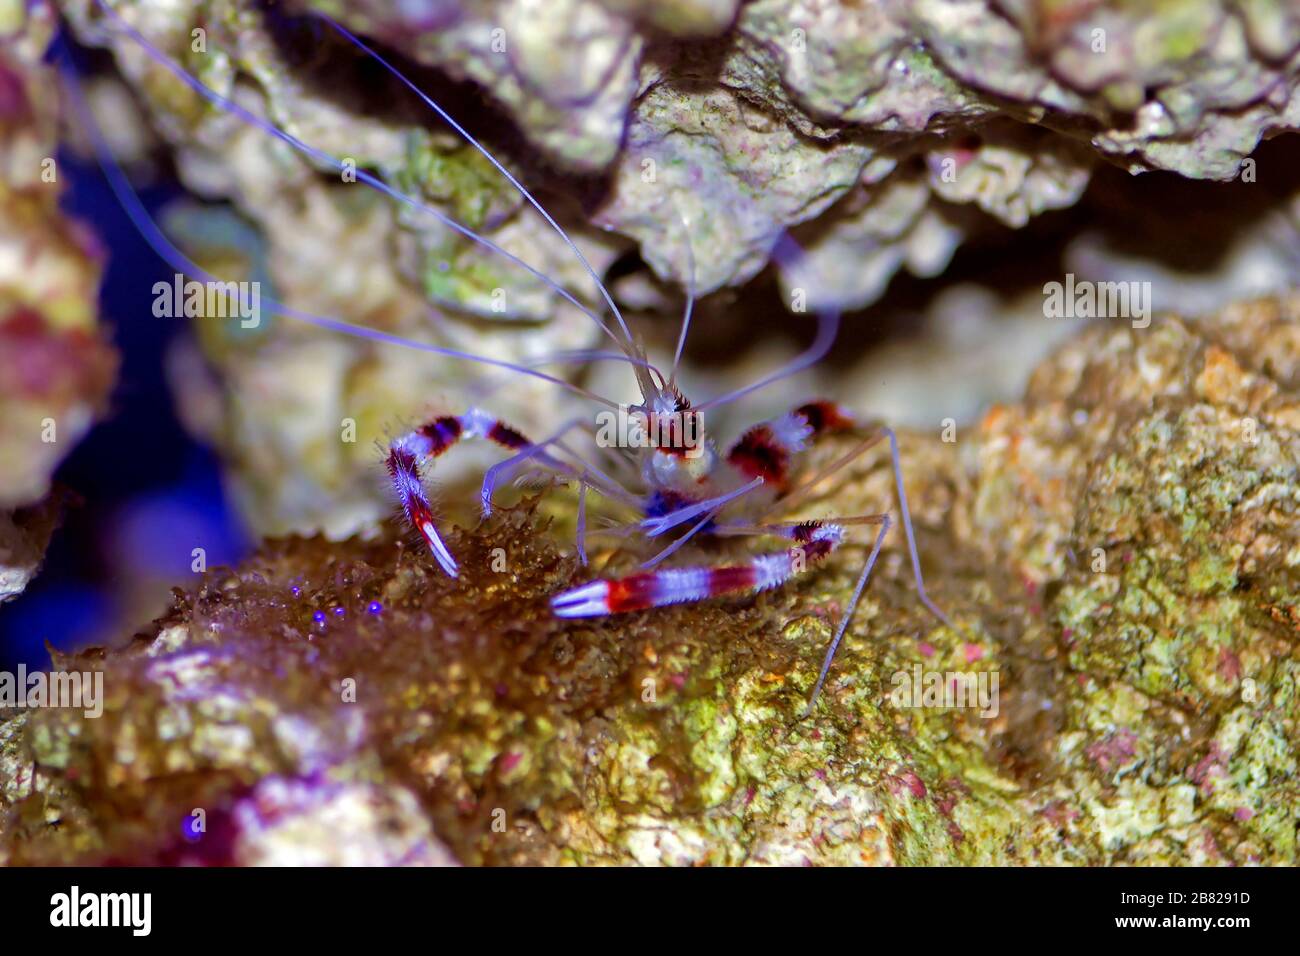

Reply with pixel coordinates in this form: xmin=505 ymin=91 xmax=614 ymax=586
xmin=1085 ymin=730 xmax=1139 ymax=775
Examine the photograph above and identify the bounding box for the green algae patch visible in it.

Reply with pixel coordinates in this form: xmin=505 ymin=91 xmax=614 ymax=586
xmin=3 ymin=304 xmax=1299 ymax=865
xmin=400 ymin=132 xmax=519 ymax=233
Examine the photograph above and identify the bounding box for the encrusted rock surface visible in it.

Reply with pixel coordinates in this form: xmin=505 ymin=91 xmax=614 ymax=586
xmin=283 ymin=0 xmax=1300 ymax=292
xmin=56 ymin=0 xmax=1300 ymax=544
xmin=0 ymin=0 xmax=116 ymax=599
xmin=3 ymin=297 xmax=1295 ymax=865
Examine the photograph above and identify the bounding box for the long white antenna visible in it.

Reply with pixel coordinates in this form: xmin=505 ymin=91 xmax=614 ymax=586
xmin=320 ymin=13 xmax=640 ymax=352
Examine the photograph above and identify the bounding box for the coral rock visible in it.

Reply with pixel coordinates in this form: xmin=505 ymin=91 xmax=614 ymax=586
xmin=3 ymin=297 xmax=1295 ymax=865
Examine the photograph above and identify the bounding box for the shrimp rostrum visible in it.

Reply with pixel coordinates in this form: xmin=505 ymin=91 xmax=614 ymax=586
xmin=72 ymin=0 xmax=961 ymax=712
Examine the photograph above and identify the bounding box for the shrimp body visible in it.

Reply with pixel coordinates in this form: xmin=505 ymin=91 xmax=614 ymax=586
xmin=71 ymin=0 xmax=963 ymax=711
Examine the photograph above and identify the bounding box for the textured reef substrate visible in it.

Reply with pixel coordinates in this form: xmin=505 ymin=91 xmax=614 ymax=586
xmin=46 ymin=0 xmax=1300 ymax=552
xmin=2 ymin=299 xmax=1297 ymax=865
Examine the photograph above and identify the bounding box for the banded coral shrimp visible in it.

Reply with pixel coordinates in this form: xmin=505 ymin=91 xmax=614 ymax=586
xmin=64 ymin=0 xmax=964 ymax=713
